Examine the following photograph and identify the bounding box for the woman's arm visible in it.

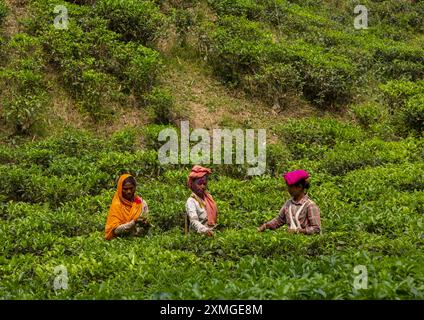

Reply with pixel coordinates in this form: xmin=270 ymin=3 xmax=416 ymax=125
xmin=258 ymin=205 xmax=287 ymax=231
xmin=114 ymin=220 xmax=136 ymax=236
xmin=304 ymin=203 xmax=321 ymax=235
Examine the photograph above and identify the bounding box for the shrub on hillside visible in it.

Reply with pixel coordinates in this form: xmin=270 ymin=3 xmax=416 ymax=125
xmin=200 ymin=15 xmax=273 ymax=84
xmin=320 ymin=138 xmax=422 ymax=176
xmin=0 ymin=0 xmax=7 ymax=25
xmin=275 ymin=117 xmax=365 ymax=159
xmin=380 ymin=80 xmax=424 ymax=111
xmin=244 ymin=63 xmax=302 ymax=108
xmin=122 ymin=43 xmax=162 ymax=98
xmin=401 ymin=94 xmax=424 ymax=134
xmin=0 ymin=35 xmax=47 ymax=135
xmin=146 ymin=88 xmax=175 ymax=124
xmin=270 ymin=41 xmax=357 ymax=107
xmin=350 ymin=103 xmax=385 ymax=129
xmin=95 ymin=0 xmax=167 ymax=45
xmin=200 ymin=15 xmax=356 ymax=108
xmin=374 ymin=43 xmax=424 ymax=81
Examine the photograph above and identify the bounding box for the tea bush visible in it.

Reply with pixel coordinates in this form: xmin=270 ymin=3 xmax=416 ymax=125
xmin=373 ymin=42 xmax=424 ymax=81
xmin=401 ymin=94 xmax=424 ymax=134
xmin=319 ymin=138 xmax=422 ymax=175
xmin=350 ymin=103 xmax=386 ymax=129
xmin=380 ymin=80 xmax=424 ymax=111
xmin=0 ymin=0 xmax=7 ymax=25
xmin=275 ymin=117 xmax=365 ymax=159
xmin=199 ymin=14 xmax=357 ymax=108
xmin=29 ymin=0 xmax=163 ymax=120
xmin=95 ymin=0 xmax=167 ymax=45
xmin=0 ymin=34 xmax=47 ymax=135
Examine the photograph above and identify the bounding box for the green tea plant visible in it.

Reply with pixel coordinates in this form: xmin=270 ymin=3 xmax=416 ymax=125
xmin=95 ymin=0 xmax=167 ymax=45
xmin=0 ymin=0 xmax=7 ymax=25
xmin=0 ymin=34 xmax=47 ymax=135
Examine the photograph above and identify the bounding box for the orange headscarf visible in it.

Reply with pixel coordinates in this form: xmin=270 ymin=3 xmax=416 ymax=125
xmin=187 ymin=165 xmax=218 ymax=226
xmin=105 ymin=174 xmax=144 ymax=240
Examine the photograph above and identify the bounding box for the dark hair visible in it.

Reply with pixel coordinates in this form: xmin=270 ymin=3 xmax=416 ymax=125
xmin=292 ymin=178 xmax=310 ymax=190
xmin=123 ymin=176 xmax=136 ymax=187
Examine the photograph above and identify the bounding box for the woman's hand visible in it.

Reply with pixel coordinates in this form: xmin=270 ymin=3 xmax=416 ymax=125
xmin=205 ymin=230 xmax=214 ymax=237
xmin=257 ymin=223 xmax=267 ymax=232
xmin=125 ymin=220 xmax=136 ymax=231
xmin=136 ymin=216 xmax=148 ymax=225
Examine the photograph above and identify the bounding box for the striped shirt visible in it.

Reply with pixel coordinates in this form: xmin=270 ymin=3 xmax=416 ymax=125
xmin=266 ymin=194 xmax=321 ymax=235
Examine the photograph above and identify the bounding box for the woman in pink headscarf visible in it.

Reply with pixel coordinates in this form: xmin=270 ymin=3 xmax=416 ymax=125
xmin=258 ymin=170 xmax=321 ymax=235
xmin=185 ymin=165 xmax=218 ymax=237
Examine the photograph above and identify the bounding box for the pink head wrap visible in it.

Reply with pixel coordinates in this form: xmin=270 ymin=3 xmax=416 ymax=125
xmin=187 ymin=165 xmax=212 ymax=190
xmin=283 ymin=170 xmax=310 ymax=186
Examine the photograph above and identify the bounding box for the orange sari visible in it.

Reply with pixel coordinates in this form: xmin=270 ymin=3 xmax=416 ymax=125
xmin=104 ymin=174 xmax=144 ymax=240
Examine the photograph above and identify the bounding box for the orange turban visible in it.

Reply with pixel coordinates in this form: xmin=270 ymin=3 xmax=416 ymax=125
xmin=104 ymin=174 xmax=144 ymax=240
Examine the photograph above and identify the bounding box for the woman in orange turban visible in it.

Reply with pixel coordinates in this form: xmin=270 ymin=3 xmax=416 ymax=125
xmin=105 ymin=174 xmax=149 ymax=240
xmin=185 ymin=165 xmax=218 ymax=236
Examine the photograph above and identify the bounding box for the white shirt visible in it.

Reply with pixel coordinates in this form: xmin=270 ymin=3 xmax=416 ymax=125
xmin=185 ymin=195 xmax=213 ymax=233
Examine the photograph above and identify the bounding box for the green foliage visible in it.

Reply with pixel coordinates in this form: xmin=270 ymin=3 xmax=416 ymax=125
xmin=320 ymin=138 xmax=422 ymax=176
xmin=374 ymin=42 xmax=424 ymax=81
xmin=173 ymin=8 xmax=195 ymax=46
xmin=275 ymin=117 xmax=365 ymax=159
xmin=96 ymin=0 xmax=167 ymax=45
xmin=350 ymin=103 xmax=385 ymax=129
xmin=379 ymin=80 xmax=424 ymax=135
xmin=121 ymin=43 xmax=162 ymax=98
xmin=208 ymin=0 xmax=266 ymax=21
xmin=0 ymin=0 xmax=7 ymax=25
xmin=401 ymin=94 xmax=424 ymax=134
xmin=200 ymin=15 xmax=356 ymax=108
xmin=77 ymin=69 xmax=115 ymax=121
xmin=109 ymin=127 xmax=139 ymax=152
xmin=275 ymin=40 xmax=356 ymax=107
xmin=140 ymin=124 xmax=175 ymax=150
xmin=380 ymin=80 xmax=424 ymax=110
xmin=201 ymin=0 xmax=423 ymax=109
xmin=244 ymin=63 xmax=302 ymax=107
xmin=201 ymin=15 xmax=273 ymax=84
xmin=29 ymin=0 xmax=163 ymax=121
xmin=0 ymin=34 xmax=47 ymax=135
xmin=146 ymin=87 xmax=175 ymax=124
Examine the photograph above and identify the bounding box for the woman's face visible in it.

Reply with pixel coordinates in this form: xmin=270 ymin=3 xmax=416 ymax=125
xmin=194 ymin=176 xmax=208 ymax=195
xmin=122 ymin=182 xmax=136 ymax=201
xmin=287 ymin=184 xmax=303 ymax=198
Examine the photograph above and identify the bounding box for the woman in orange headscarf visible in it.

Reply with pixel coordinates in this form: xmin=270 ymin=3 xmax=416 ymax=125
xmin=185 ymin=165 xmax=218 ymax=237
xmin=105 ymin=174 xmax=150 ymax=240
